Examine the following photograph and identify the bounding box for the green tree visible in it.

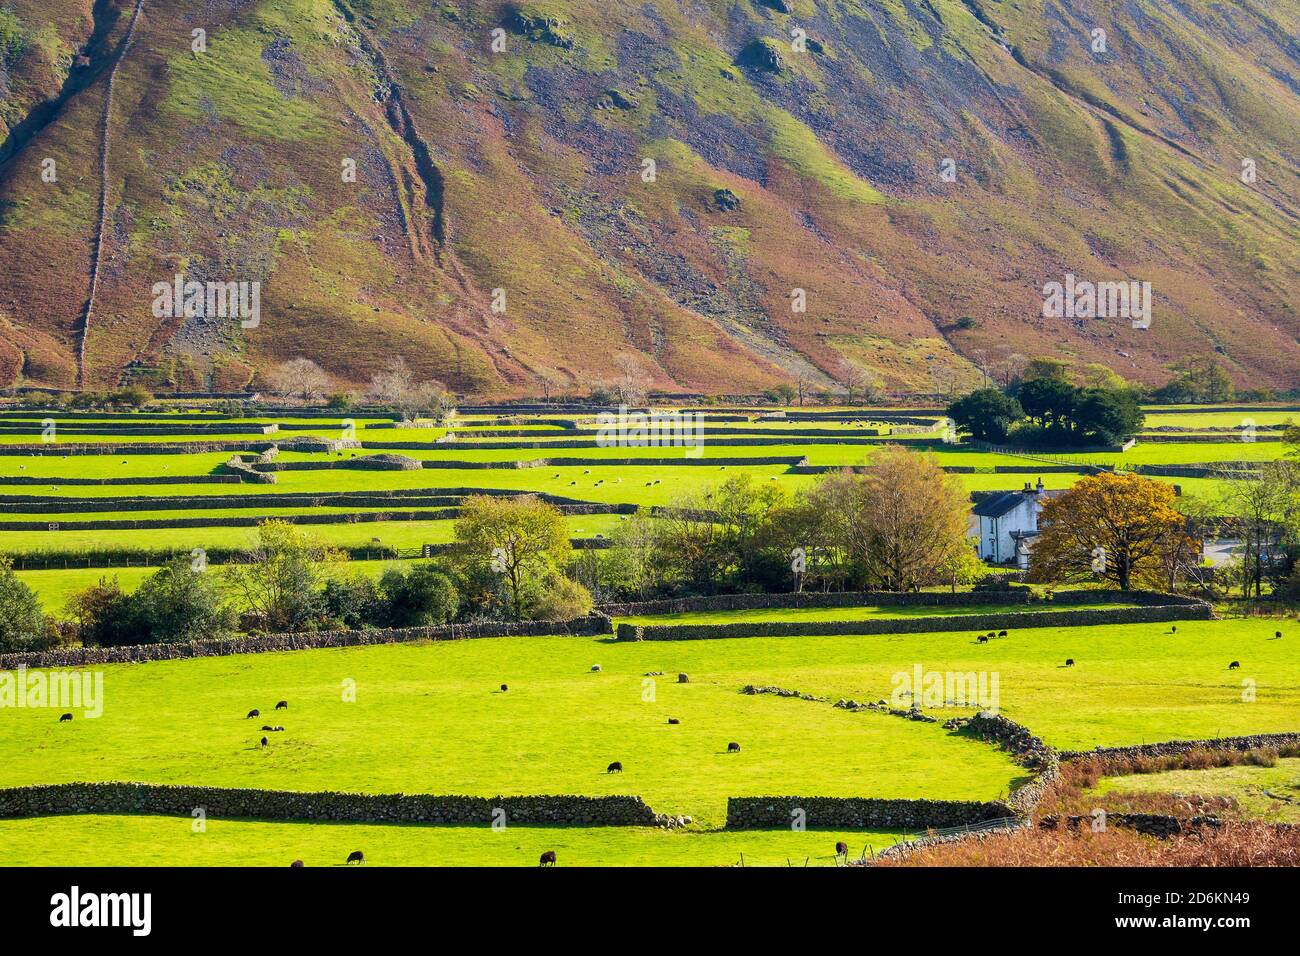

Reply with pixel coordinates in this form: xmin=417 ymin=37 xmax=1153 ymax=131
xmin=129 ymin=559 xmax=236 ymax=644
xmin=1072 ymin=388 xmax=1143 ymax=443
xmin=1014 ymin=377 xmax=1077 ymax=433
xmin=64 ymin=576 xmax=134 ymax=647
xmin=947 ymin=389 xmax=1024 ymax=442
xmin=381 ymin=564 xmax=460 ymax=627
xmin=222 ymin=520 xmax=338 ymax=632
xmin=0 ymin=556 xmax=48 ymax=652
xmin=453 ymin=495 xmax=575 ymax=619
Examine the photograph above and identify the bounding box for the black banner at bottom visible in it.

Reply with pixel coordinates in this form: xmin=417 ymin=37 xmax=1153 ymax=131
xmin=0 ymin=865 xmax=1278 ymax=941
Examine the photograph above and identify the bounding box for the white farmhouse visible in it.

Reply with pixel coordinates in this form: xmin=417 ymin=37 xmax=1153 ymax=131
xmin=972 ymin=480 xmax=1056 ymax=567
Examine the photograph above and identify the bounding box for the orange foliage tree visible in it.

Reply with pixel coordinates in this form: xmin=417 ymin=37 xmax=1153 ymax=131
xmin=1029 ymin=472 xmax=1192 ymax=591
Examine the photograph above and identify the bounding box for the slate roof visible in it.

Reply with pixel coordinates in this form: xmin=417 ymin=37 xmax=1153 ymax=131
xmin=971 ymin=491 xmax=1029 ymax=518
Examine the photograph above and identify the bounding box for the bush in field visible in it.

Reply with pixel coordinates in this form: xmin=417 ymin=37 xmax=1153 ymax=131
xmin=64 ymin=561 xmax=235 ymax=646
xmin=320 ymin=575 xmax=383 ymax=630
xmin=64 ymin=576 xmax=135 ymax=646
xmin=222 ymin=520 xmax=339 ymax=632
xmin=380 ymin=564 xmax=459 ymax=627
xmin=0 ymin=556 xmax=49 ymax=652
xmin=128 ymin=559 xmax=236 ymax=644
xmin=532 ymin=574 xmax=593 ymax=621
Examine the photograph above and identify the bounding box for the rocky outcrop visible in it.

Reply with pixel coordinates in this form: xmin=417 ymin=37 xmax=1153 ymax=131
xmin=505 ymin=7 xmax=574 ymax=48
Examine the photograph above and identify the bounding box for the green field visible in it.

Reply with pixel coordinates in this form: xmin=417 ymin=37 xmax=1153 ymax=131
xmin=1 ymin=404 xmax=1297 ymax=867
xmin=1090 ymin=758 xmax=1300 ymax=823
xmin=0 ymin=815 xmax=899 ymax=867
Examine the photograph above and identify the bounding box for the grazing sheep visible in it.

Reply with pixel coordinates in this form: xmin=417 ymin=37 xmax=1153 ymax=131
xmin=290 ymin=860 xmax=304 ymax=868
xmin=261 ymin=725 xmax=275 ymax=731
xmin=246 ymin=709 xmax=260 ymax=719
xmin=346 ymin=850 xmax=365 ymax=865
xmin=667 ymin=718 xmax=680 ymax=725
xmin=607 ymin=761 xmax=623 ymax=773
xmin=998 ymin=630 xmax=1007 ymax=638
xmin=1170 ymin=625 xmax=1177 ymax=634
xmin=539 ymin=850 xmax=557 ymax=866
xmin=500 ymin=684 xmax=508 ymax=692
xmin=976 ymin=635 xmax=988 ymax=644
xmin=1229 ymin=661 xmax=1241 ymax=669
xmin=1276 ymin=631 xmax=1283 ymax=639
xmin=276 ymin=701 xmax=288 ymax=710
xmin=835 ymin=841 xmax=849 ymax=861
xmin=59 ymin=713 xmax=73 ymax=722
xmin=1064 ymin=659 xmax=1075 ymax=667
xmin=727 ymin=742 xmax=742 ymax=753
xmin=987 ymin=632 xmax=995 ymax=639
xmin=591 ymin=664 xmax=601 ymax=672
xmin=260 ymin=736 xmax=269 ymax=748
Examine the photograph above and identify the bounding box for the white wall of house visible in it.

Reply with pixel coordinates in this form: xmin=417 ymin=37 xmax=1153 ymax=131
xmin=977 ymin=495 xmax=1041 ymax=563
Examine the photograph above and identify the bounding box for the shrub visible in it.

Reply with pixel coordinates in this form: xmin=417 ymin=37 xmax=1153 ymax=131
xmin=531 ymin=575 xmax=593 ymax=621
xmin=321 ymin=574 xmax=382 ymax=630
xmin=0 ymin=556 xmax=49 ymax=652
xmin=380 ymin=564 xmax=460 ymax=627
xmin=128 ymin=559 xmax=236 ymax=644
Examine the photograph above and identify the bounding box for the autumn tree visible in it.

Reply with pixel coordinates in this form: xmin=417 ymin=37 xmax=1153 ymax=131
xmin=1029 ymin=473 xmax=1190 ymax=590
xmin=367 ymin=357 xmax=454 ymax=422
xmin=829 ymin=446 xmax=972 ymax=591
xmin=452 ymin=495 xmax=582 ymax=619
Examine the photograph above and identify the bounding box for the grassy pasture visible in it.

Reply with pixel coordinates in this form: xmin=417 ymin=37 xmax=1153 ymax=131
xmin=1088 ymin=758 xmax=1300 ymax=823
xmin=0 ymin=637 xmax=1025 ymax=827
xmin=0 ymin=815 xmax=900 ymax=867
xmin=615 ymin=601 xmax=1134 ymax=625
xmin=0 ymin=513 xmax=629 ymax=555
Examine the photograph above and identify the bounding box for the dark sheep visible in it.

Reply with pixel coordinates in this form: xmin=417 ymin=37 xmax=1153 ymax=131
xmin=59 ymin=713 xmax=73 ymax=722
xmin=1170 ymin=625 xmax=1177 ymax=634
xmin=976 ymin=635 xmax=988 ymax=644
xmin=607 ymin=761 xmax=623 ymax=773
xmin=346 ymin=850 xmax=365 ymax=865
xmin=276 ymin=701 xmax=288 ymax=710
xmin=539 ymin=850 xmax=557 ymax=866
xmin=1065 ymin=659 xmax=1075 ymax=667
xmin=835 ymin=841 xmax=849 ymax=860
xmin=1229 ymin=661 xmax=1240 ymax=669
xmin=727 ymin=742 xmax=742 ymax=753
xmin=998 ymin=630 xmax=1007 ymax=637
xmin=667 ymin=718 xmax=680 ymax=725
xmin=260 ymin=736 xmax=269 ymax=748
xmin=261 ymin=725 xmax=274 ymax=731
xmin=246 ymin=709 xmax=260 ymax=719
xmin=1276 ymin=631 xmax=1283 ymax=639
xmin=500 ymin=684 xmax=508 ymax=692
xmin=290 ymin=860 xmax=304 ymax=868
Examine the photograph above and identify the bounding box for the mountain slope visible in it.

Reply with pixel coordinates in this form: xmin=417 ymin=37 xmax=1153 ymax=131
xmin=0 ymin=0 xmax=1296 ymax=395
